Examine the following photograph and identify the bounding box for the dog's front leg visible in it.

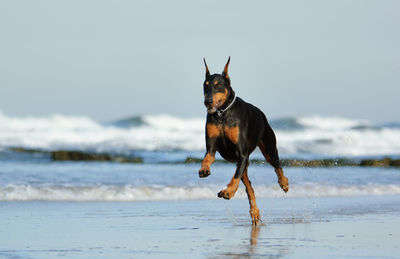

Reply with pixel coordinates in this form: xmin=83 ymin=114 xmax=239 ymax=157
xmin=218 ymin=154 xmax=249 ymax=200
xmin=199 ymin=152 xmax=215 ymax=178
xmin=199 ymin=134 xmax=217 ymax=178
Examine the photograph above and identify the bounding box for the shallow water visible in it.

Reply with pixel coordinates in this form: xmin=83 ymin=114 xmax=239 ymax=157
xmin=1 ymin=161 xmax=400 ymax=201
xmin=0 ymin=196 xmax=399 ymax=258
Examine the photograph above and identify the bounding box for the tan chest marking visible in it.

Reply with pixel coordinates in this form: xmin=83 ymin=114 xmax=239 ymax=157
xmin=224 ymin=126 xmax=239 ymax=144
xmin=206 ymin=124 xmax=239 ymax=144
xmin=206 ymin=124 xmax=222 ymax=138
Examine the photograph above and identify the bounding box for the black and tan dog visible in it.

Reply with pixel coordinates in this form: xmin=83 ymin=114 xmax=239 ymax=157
xmin=199 ymin=57 xmax=289 ymax=225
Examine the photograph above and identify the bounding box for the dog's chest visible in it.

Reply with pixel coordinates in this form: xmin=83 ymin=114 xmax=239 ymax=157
xmin=206 ymin=123 xmax=239 ymax=144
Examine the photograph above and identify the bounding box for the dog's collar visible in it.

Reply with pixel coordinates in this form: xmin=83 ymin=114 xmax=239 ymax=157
xmin=216 ymin=92 xmax=236 ymax=117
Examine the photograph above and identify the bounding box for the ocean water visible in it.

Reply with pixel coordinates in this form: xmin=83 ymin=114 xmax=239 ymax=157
xmin=0 ymin=111 xmax=400 ymax=202
xmin=1 ymin=162 xmax=400 ymax=202
xmin=1 ymin=111 xmax=400 ymax=157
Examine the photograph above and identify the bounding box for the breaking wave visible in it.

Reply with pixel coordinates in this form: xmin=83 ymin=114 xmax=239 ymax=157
xmin=1 ymin=110 xmax=400 ymax=157
xmin=1 ymin=184 xmax=399 ymax=202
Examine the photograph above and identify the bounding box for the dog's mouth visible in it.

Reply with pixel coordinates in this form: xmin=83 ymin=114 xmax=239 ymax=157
xmin=206 ymin=100 xmax=222 ymax=114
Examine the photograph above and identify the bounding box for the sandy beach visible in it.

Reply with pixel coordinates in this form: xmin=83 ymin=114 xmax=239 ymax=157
xmin=1 ymin=195 xmax=399 ymax=258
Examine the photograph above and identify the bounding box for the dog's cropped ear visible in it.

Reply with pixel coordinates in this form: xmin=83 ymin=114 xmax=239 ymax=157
xmin=222 ymin=56 xmax=231 ymax=80
xmin=203 ymin=58 xmax=210 ymax=78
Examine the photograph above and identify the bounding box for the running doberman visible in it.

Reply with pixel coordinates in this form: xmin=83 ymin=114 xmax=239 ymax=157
xmin=199 ymin=57 xmax=289 ymax=225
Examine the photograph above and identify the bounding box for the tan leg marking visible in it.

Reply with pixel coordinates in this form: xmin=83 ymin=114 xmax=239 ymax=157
xmin=275 ymin=167 xmax=289 ymax=193
xmin=199 ymin=153 xmax=215 ymax=178
xmin=258 ymin=142 xmax=289 ymax=193
xmin=242 ymin=169 xmax=260 ymax=225
xmin=218 ymin=176 xmax=240 ymax=200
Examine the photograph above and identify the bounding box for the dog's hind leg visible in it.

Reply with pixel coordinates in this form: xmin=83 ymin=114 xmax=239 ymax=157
xmin=258 ymin=125 xmax=289 ymax=193
xmin=241 ymin=168 xmax=260 ymax=225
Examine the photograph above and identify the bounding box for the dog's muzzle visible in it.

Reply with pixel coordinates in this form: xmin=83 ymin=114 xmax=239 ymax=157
xmin=204 ymin=98 xmax=213 ymax=107
xmin=204 ymin=98 xmax=215 ymax=113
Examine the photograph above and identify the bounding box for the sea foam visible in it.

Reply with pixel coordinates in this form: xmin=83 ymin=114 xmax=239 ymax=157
xmin=1 ymin=111 xmax=400 ymax=157
xmin=1 ymin=184 xmax=399 ymax=202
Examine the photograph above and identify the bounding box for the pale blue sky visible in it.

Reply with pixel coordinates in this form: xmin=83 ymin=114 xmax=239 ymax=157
xmin=0 ymin=0 xmax=399 ymax=122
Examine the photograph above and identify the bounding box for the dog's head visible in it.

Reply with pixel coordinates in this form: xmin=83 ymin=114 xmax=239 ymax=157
xmin=203 ymin=57 xmax=233 ymax=115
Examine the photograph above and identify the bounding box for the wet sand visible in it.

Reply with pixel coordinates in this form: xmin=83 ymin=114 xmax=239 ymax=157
xmin=0 ymin=196 xmax=399 ymax=258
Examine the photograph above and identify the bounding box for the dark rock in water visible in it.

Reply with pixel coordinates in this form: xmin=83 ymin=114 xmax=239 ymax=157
xmin=51 ymin=151 xmax=112 ymax=161
xmin=280 ymin=158 xmax=358 ymax=167
xmin=9 ymin=147 xmax=143 ymax=163
xmin=51 ymin=150 xmax=143 ymax=163
xmin=8 ymin=147 xmax=400 ymax=167
xmin=390 ymin=159 xmax=400 ymax=167
xmin=184 ymin=156 xmax=359 ymax=167
xmin=360 ymin=158 xmax=398 ymax=167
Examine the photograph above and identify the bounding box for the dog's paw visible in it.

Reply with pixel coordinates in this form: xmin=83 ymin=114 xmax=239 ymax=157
xmin=217 ymin=189 xmax=235 ymax=200
xmin=278 ymin=176 xmax=289 ymax=193
xmin=250 ymin=208 xmax=261 ymax=225
xmin=198 ymin=168 xmax=211 ymax=178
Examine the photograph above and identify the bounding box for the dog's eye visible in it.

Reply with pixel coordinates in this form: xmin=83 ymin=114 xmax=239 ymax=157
xmin=214 ymin=81 xmax=218 ymax=85
xmin=205 ymin=81 xmax=209 ymax=85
